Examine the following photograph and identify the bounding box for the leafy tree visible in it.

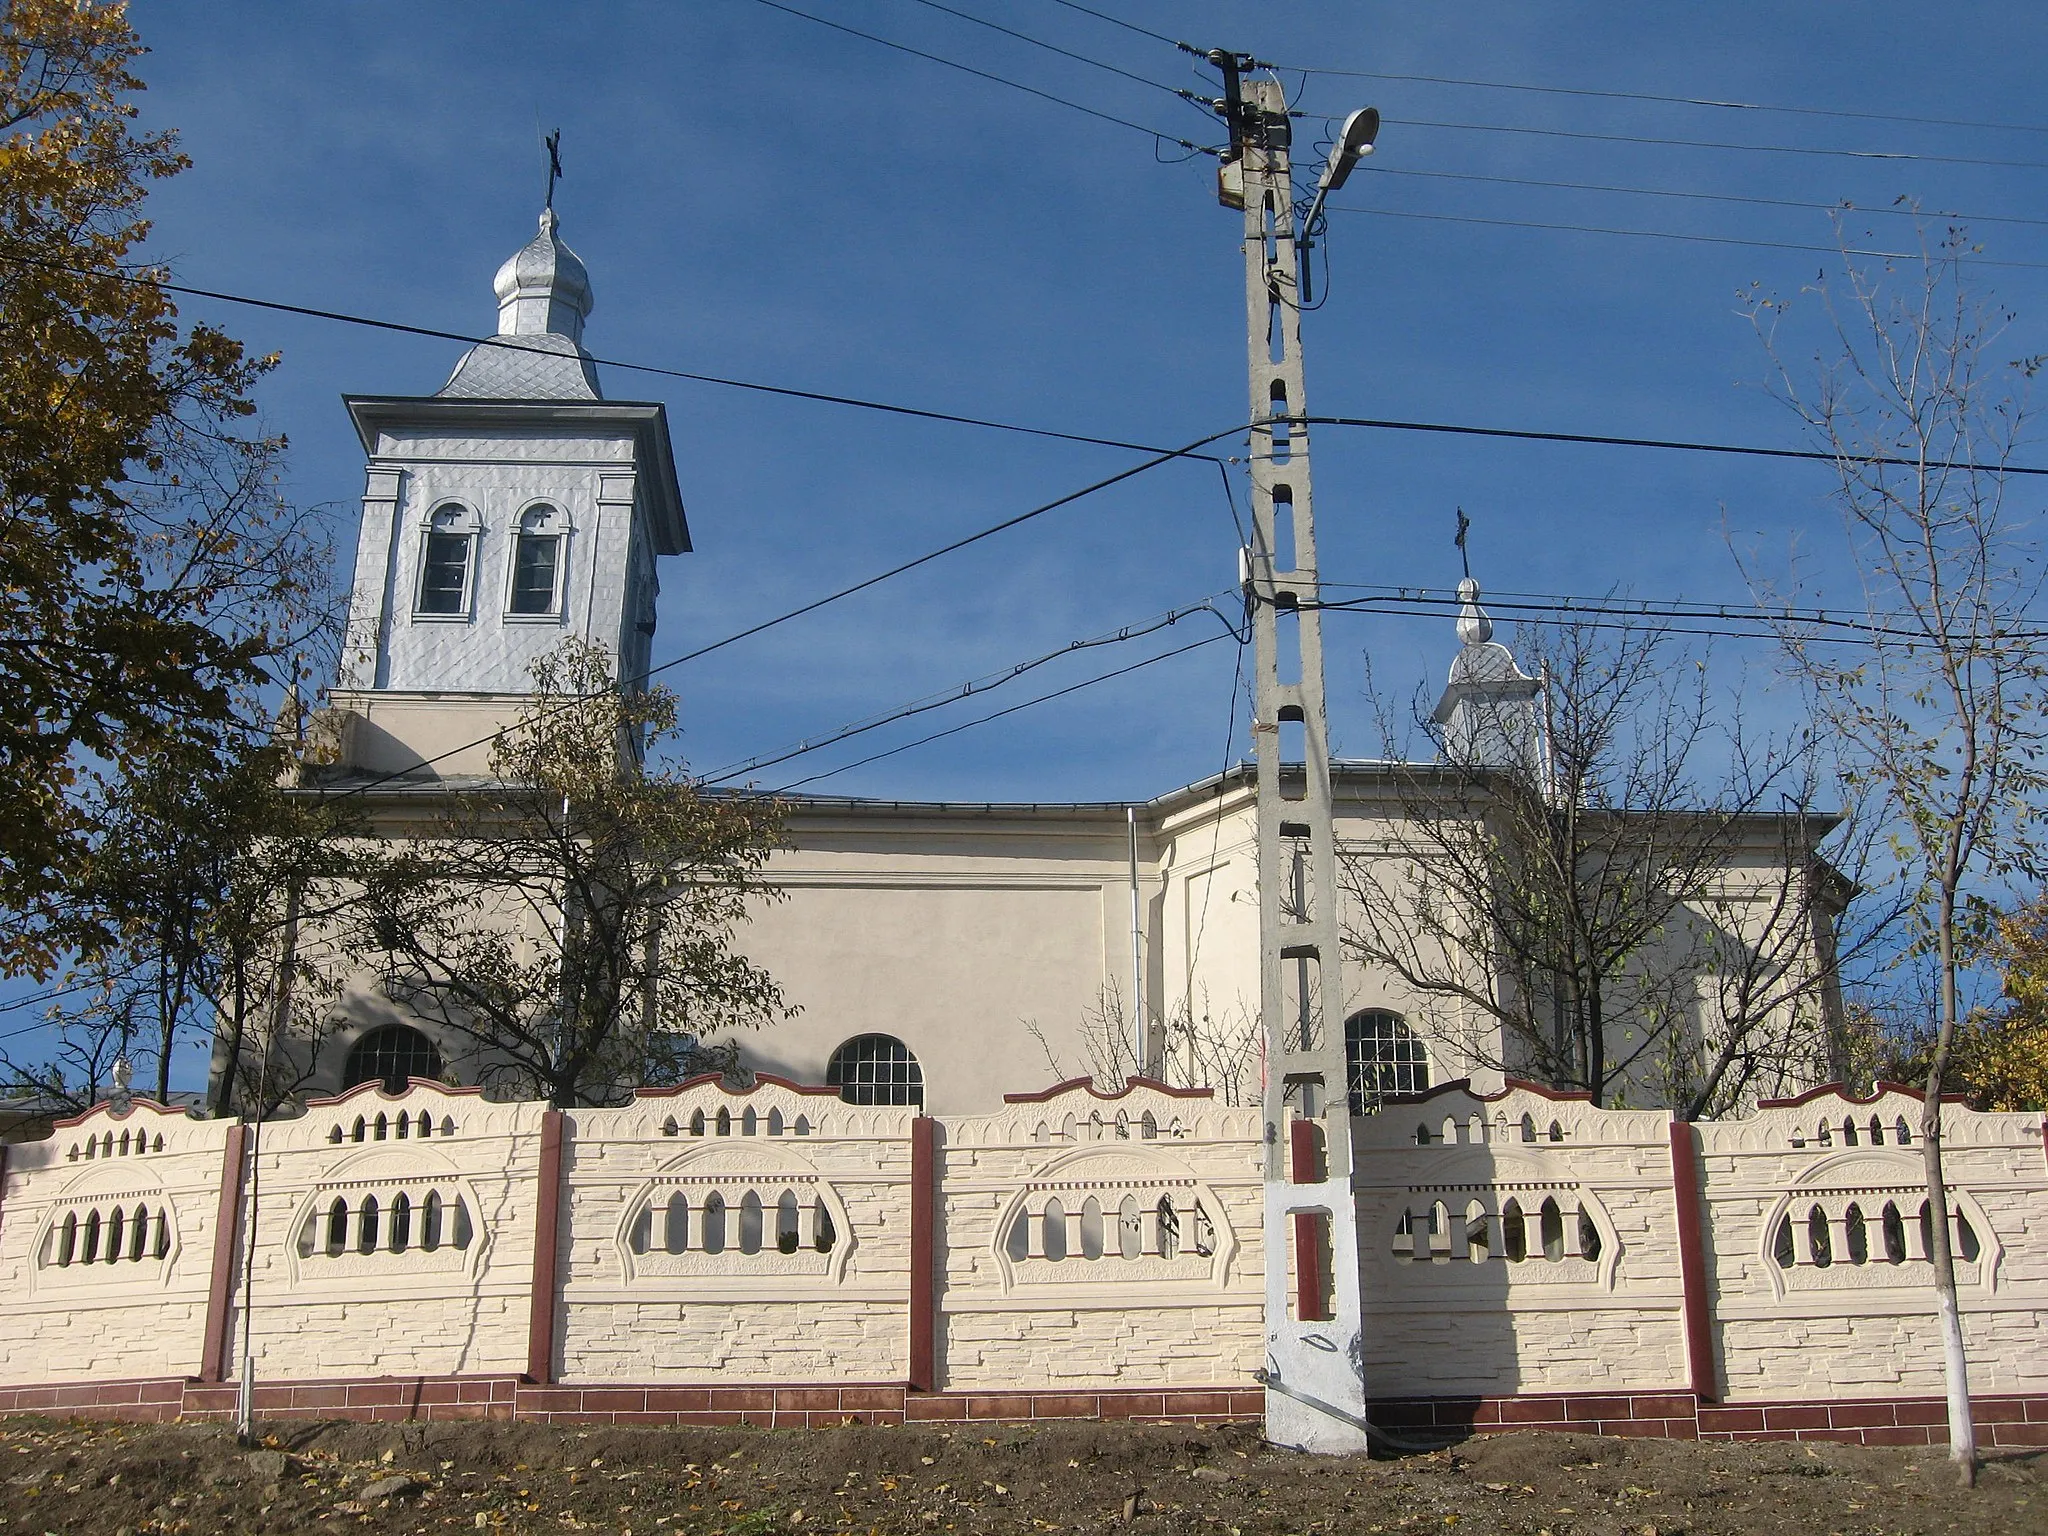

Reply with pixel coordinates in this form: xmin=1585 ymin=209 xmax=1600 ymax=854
xmin=1746 ymin=225 xmax=2048 ymax=1482
xmin=0 ymin=723 xmax=352 ymax=1115
xmin=1862 ymin=895 xmax=2048 ymax=1113
xmin=1342 ymin=607 xmax=1843 ymax=1115
xmin=345 ymin=641 xmax=790 ymax=1108
xmin=0 ymin=0 xmax=330 ymax=971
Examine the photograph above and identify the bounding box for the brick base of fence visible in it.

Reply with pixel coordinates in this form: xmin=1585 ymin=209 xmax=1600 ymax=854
xmin=0 ymin=1378 xmax=1264 ymax=1429
xmin=1369 ymin=1391 xmax=2048 ymax=1448
xmin=3 ymin=1378 xmax=2045 ymax=1447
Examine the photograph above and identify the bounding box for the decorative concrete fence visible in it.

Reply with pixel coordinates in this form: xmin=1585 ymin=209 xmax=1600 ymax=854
xmin=2 ymin=1075 xmax=2045 ymax=1445
xmin=1352 ymin=1081 xmax=2048 ymax=1446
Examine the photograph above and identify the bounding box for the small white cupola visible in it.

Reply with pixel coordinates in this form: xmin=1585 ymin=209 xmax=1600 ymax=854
xmin=494 ymin=206 xmax=592 ymax=341
xmin=439 ymin=206 xmax=601 ymax=401
xmin=1431 ymin=578 xmax=1541 ymax=770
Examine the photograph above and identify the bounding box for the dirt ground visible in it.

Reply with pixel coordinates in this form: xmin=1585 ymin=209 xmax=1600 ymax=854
xmin=0 ymin=1415 xmax=2039 ymax=1536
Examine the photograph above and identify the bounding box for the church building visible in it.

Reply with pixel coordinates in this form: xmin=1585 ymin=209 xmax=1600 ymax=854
xmin=246 ymin=204 xmax=1838 ymax=1120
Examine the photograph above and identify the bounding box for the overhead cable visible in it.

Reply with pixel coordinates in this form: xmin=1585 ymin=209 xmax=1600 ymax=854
xmin=741 ymin=0 xmax=1215 ymax=155
xmin=901 ymin=0 xmax=1194 ymax=103
xmin=701 ymin=592 xmax=1243 ymax=785
xmin=1303 ymin=415 xmax=2048 ymax=477
xmin=1383 ymin=114 xmax=2048 ymax=173
xmin=0 ymin=250 xmax=1220 ymax=463
xmin=310 ymin=424 xmax=1249 ymax=803
xmin=1326 ymin=201 xmax=2048 ymax=271
xmin=1367 ymin=167 xmax=2048 ymax=235
xmin=1039 ymin=0 xmax=1183 ymax=50
xmin=1297 ymin=585 xmax=2048 ymax=645
xmin=772 ymin=632 xmax=1231 ymax=794
xmin=1280 ymin=62 xmax=2048 ymax=141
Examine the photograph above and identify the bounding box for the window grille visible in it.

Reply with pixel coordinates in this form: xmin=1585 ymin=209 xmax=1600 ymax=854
xmin=1345 ymin=1009 xmax=1429 ymax=1110
xmin=344 ymin=1025 xmax=443 ymax=1096
xmin=509 ymin=506 xmax=562 ymax=615
xmin=826 ymin=1034 xmax=924 ymax=1107
xmin=417 ymin=507 xmax=474 ymax=614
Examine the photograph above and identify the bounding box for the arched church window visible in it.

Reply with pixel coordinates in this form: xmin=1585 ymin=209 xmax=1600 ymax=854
xmin=508 ymin=504 xmax=565 ymax=616
xmin=826 ymin=1034 xmax=924 ymax=1108
xmin=1345 ymin=1009 xmax=1429 ymax=1111
xmin=416 ymin=505 xmax=477 ymax=615
xmin=344 ymin=1024 xmax=443 ymax=1095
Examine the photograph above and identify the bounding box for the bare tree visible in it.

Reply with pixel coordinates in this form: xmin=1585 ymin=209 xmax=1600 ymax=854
xmin=1027 ymin=980 xmax=1261 ymax=1107
xmin=342 ymin=641 xmax=790 ymax=1108
xmin=1744 ymin=224 xmax=2048 ymax=1482
xmin=1342 ymin=606 xmax=1842 ymax=1113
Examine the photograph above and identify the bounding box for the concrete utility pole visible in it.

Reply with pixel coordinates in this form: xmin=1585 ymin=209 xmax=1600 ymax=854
xmin=1210 ymin=55 xmax=1374 ymax=1454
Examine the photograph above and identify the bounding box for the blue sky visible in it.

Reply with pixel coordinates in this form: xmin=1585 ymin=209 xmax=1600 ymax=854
xmin=10 ymin=1 xmax=2048 ymax=1084
xmin=115 ymin=0 xmax=2047 ymax=802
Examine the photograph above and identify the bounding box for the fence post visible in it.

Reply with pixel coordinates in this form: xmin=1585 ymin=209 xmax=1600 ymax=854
xmin=525 ymin=1110 xmax=565 ymax=1385
xmin=909 ymin=1115 xmax=937 ymax=1392
xmin=1667 ymin=1119 xmax=1717 ymax=1402
xmin=199 ymin=1123 xmax=249 ymax=1383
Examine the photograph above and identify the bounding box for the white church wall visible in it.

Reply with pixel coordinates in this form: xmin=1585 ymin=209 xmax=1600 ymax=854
xmin=0 ymin=1101 xmax=235 ymax=1385
xmin=555 ymin=1081 xmax=915 ymax=1386
xmin=737 ymin=808 xmax=1136 ymax=1115
xmin=934 ymin=1084 xmax=1265 ymax=1392
xmin=1696 ymin=1086 xmax=2048 ymax=1401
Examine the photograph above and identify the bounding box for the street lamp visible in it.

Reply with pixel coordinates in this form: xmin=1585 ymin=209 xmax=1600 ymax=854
xmin=1299 ymin=106 xmax=1379 ymax=304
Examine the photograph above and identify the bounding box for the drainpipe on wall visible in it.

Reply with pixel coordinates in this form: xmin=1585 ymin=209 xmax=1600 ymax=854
xmin=1128 ymin=806 xmax=1145 ymax=1079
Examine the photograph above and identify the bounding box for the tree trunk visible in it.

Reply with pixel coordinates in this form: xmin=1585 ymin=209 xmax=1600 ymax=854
xmin=1585 ymin=971 xmax=1606 ymax=1108
xmin=1924 ymin=898 xmax=1977 ymax=1483
xmin=210 ymin=943 xmax=248 ymax=1119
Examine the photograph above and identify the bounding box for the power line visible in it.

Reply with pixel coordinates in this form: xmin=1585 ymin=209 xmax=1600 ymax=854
xmin=1039 ymin=0 xmax=1182 ymax=50
xmin=1303 ymin=415 xmax=2048 ymax=478
xmin=742 ymin=0 xmax=1215 ymax=155
xmin=1327 ymin=200 xmax=2048 ymax=272
xmin=772 ymin=631 xmax=1231 ymax=794
xmin=1185 ymin=630 xmax=1250 ymax=977
xmin=310 ymin=425 xmax=1248 ymax=804
xmin=1282 ymin=62 xmax=2048 ymax=141
xmin=901 ymin=0 xmax=1193 ymax=104
xmin=0 ymin=250 xmax=1223 ymax=463
xmin=1367 ymin=166 xmax=2048 ymax=235
xmin=702 ymin=592 xmax=1242 ymax=785
xmin=0 ymin=977 xmax=112 ymax=1019
xmin=1302 ymin=584 xmax=2048 ymax=645
xmin=1384 ymin=114 xmax=2048 ymax=173
xmin=1308 ymin=595 xmax=1994 ymax=648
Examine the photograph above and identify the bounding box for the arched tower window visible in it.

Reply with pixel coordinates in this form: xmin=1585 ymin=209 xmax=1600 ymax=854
xmin=508 ymin=504 xmax=565 ymax=616
xmin=1345 ymin=1009 xmax=1429 ymax=1111
xmin=344 ymin=1025 xmax=443 ymax=1095
xmin=826 ymin=1034 xmax=924 ymax=1108
xmin=416 ymin=505 xmax=477 ymax=615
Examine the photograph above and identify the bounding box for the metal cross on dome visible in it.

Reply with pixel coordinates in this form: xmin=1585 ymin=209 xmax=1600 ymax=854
xmin=544 ymin=129 xmax=563 ymax=210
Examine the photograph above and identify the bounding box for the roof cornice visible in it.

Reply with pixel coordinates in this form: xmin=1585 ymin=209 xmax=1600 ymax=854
xmin=342 ymin=394 xmax=690 ymax=554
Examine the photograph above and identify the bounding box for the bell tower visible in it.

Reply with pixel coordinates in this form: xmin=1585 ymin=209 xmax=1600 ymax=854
xmin=325 ymin=204 xmax=690 ymax=776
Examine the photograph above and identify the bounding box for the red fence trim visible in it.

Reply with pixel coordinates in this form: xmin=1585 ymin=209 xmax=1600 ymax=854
xmin=198 ymin=1123 xmax=248 ymax=1384
xmin=525 ymin=1110 xmax=565 ymax=1384
xmin=908 ymin=1117 xmax=937 ymax=1391
xmin=1667 ymin=1120 xmax=1717 ymax=1402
